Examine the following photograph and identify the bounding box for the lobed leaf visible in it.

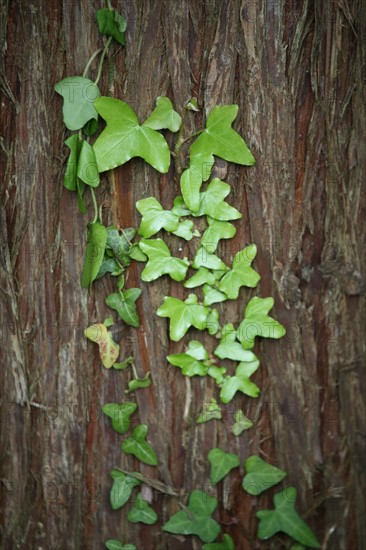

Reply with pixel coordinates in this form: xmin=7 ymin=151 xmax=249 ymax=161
xmin=121 ymin=424 xmax=158 ymax=466
xmin=208 ymin=448 xmax=240 ymax=484
xmin=237 ymin=297 xmax=286 ymax=350
xmin=109 ymin=469 xmax=140 ymax=510
xmin=55 ymin=76 xmax=100 ymax=131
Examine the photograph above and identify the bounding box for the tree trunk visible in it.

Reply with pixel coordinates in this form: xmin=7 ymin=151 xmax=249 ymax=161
xmin=1 ymin=1 xmax=365 ymax=549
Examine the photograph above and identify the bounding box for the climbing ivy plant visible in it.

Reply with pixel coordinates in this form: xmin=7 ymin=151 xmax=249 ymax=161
xmin=55 ymin=4 xmax=321 ymax=549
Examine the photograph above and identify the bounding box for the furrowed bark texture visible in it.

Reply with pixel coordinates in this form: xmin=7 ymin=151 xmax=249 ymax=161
xmin=0 ymin=1 xmax=365 ymax=549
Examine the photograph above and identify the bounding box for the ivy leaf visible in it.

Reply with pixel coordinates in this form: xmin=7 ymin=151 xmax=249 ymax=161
xmin=184 ymin=267 xmax=216 ymax=288
xmin=129 ymin=243 xmax=148 ymax=262
xmin=205 ymin=307 xmax=220 ymax=335
xmin=242 ymin=456 xmax=287 ymax=496
xmin=191 ymin=179 xmax=242 ymax=221
xmin=81 ymin=222 xmax=108 ymax=288
xmin=256 ymin=487 xmax=320 ymax=548
xmin=180 ymin=152 xmax=215 ymax=212
xmin=139 ymin=239 xmax=189 ymax=282
xmin=106 ymin=288 xmax=141 ymax=328
xmin=95 ymin=257 xmax=124 ymax=280
xmin=156 ymin=294 xmax=210 ymax=342
xmin=238 ymin=297 xmax=286 ymax=350
xmin=172 ymin=219 xmax=197 ymax=240
xmin=232 ymin=410 xmax=254 ymax=436
xmin=127 ymin=493 xmax=158 ymax=525
xmin=136 ymin=197 xmax=179 ymax=238
xmin=167 ymin=352 xmax=208 ymax=378
xmin=202 ymin=534 xmax=235 ymax=549
xmin=220 ymin=360 xmax=260 ymax=404
xmin=77 ymin=140 xmax=100 ymax=187
xmin=218 ymin=245 xmax=260 ymax=299
xmin=185 ymin=340 xmax=209 ymax=361
xmin=171 ymin=196 xmax=192 ymax=217
xmin=105 ymin=541 xmax=137 ymax=550
xmin=96 ymin=8 xmax=127 ymax=45
xmin=109 ymin=469 xmax=140 ymax=510
xmin=93 ymin=97 xmax=170 ymax=173
xmin=208 ymin=448 xmax=240 ymax=484
xmin=63 ymin=134 xmax=82 ymax=190
xmin=163 ymin=490 xmax=221 ymax=543
xmin=121 ymin=424 xmax=158 ymax=466
xmin=55 ymin=76 xmax=100 ymax=131
xmin=192 ymin=246 xmax=228 ymax=271
xmin=202 ymin=284 xmax=228 ymax=306
xmin=83 ymin=118 xmax=99 ymax=137
xmin=180 ymin=105 xmax=255 ymax=210
xmin=207 ymin=365 xmax=227 ymax=385
xmin=125 ymin=372 xmax=151 ymax=393
xmin=106 ymin=227 xmax=135 ymax=264
xmin=113 ymin=356 xmax=133 ymax=370
xmin=186 ymin=97 xmax=199 ymax=111
xmin=196 ymin=399 xmax=222 ymax=424
xmin=143 ymin=96 xmax=182 ymax=132
xmin=201 ymin=218 xmax=236 ymax=253
xmin=84 ymin=322 xmax=119 ymax=369
xmin=214 ymin=324 xmax=258 ymax=362
xmin=102 ymin=402 xmax=137 ymax=434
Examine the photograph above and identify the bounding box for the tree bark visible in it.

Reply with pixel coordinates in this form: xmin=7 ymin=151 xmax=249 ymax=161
xmin=0 ymin=1 xmax=365 ymax=549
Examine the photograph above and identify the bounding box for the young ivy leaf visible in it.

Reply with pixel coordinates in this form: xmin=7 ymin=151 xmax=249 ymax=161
xmin=184 ymin=267 xmax=216 ymax=288
xmin=180 ymin=105 xmax=255 ymax=211
xmin=232 ymin=410 xmax=254 ymax=436
xmin=208 ymin=448 xmax=240 ymax=484
xmin=102 ymin=402 xmax=137 ymax=434
xmin=220 ymin=360 xmax=260 ymax=404
xmin=214 ymin=324 xmax=258 ymax=362
xmin=113 ymin=356 xmax=133 ymax=370
xmin=81 ymin=222 xmax=108 ymax=288
xmin=96 ymin=8 xmax=127 ymax=45
xmin=207 ymin=365 xmax=227 ymax=385
xmin=77 ymin=140 xmax=100 ymax=188
xmin=55 ymin=76 xmax=100 ymax=131
xmin=191 ymin=179 xmax=242 ymax=221
xmin=205 ymin=307 xmax=220 ymax=335
xmin=127 ymin=493 xmax=158 ymax=525
xmin=84 ymin=322 xmax=119 ymax=369
xmin=93 ymin=98 xmax=170 ymax=173
xmin=218 ymin=244 xmax=260 ymax=299
xmin=129 ymin=243 xmax=148 ymax=262
xmin=192 ymin=246 xmax=228 ymax=271
xmin=105 ymin=288 xmax=141 ymax=328
xmin=172 ymin=219 xmax=197 ymax=241
xmin=163 ymin=490 xmax=221 ymax=543
xmin=105 ymin=542 xmax=137 ymax=550
xmin=109 ymin=469 xmax=140 ymax=510
xmin=167 ymin=340 xmax=210 ymax=377
xmin=242 ymin=455 xmax=287 ymax=496
xmin=64 ymin=134 xmax=82 ymax=191
xmin=121 ymin=424 xmax=158 ymax=466
xmin=196 ymin=398 xmax=222 ymax=424
xmin=256 ymin=487 xmax=320 ymax=548
xmin=136 ymin=197 xmax=179 ymax=238
xmin=202 ymin=534 xmax=235 ymax=550
xmin=156 ymin=294 xmax=210 ymax=342
xmin=125 ymin=372 xmax=151 ymax=394
xmin=143 ymin=96 xmax=182 ymax=132
xmin=237 ymin=297 xmax=286 ymax=350
xmin=201 ymin=218 xmax=237 ymax=253
xmin=202 ymin=284 xmax=228 ymax=306
xmin=139 ymin=238 xmax=189 ymax=282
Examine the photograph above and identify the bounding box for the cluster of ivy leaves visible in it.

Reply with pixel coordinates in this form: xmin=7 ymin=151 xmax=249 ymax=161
xmin=55 ymin=3 xmax=321 ymax=549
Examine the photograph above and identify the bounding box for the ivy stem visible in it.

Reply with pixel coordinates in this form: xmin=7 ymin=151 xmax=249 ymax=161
xmin=107 ymin=0 xmax=113 ymax=9
xmin=90 ymin=187 xmax=99 ymax=223
xmin=94 ymin=36 xmax=113 ymax=85
xmin=82 ymin=48 xmax=103 ymax=78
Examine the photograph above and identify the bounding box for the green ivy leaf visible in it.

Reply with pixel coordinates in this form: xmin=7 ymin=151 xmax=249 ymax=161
xmin=84 ymin=322 xmax=119 ymax=369
xmin=186 ymin=97 xmax=199 ymax=112
xmin=136 ymin=197 xmax=180 ymax=238
xmin=172 ymin=219 xmax=197 ymax=240
xmin=113 ymin=356 xmax=133 ymax=370
xmin=127 ymin=493 xmax=158 ymax=525
xmin=63 ymin=134 xmax=82 ymax=191
xmin=125 ymin=372 xmax=151 ymax=393
xmin=163 ymin=490 xmax=221 ymax=543
xmin=196 ymin=399 xmax=222 ymax=423
xmin=192 ymin=246 xmax=228 ymax=271
xmin=102 ymin=402 xmax=137 ymax=434
xmin=201 ymin=218 xmax=237 ymax=253
xmin=184 ymin=267 xmax=216 ymax=288
xmin=106 ymin=288 xmax=141 ymax=327
xmin=95 ymin=257 xmax=124 ymax=280
xmin=256 ymin=487 xmax=320 ymax=548
xmin=106 ymin=227 xmax=135 ymax=264
xmin=207 ymin=365 xmax=227 ymax=385
xmin=96 ymin=8 xmax=127 ymax=45
xmin=167 ymin=340 xmax=210 ymax=377
xmin=202 ymin=284 xmax=228 ymax=306
xmin=205 ymin=307 xmax=220 ymax=335
xmin=202 ymin=534 xmax=235 ymax=549
xmin=191 ymin=179 xmax=242 ymax=221
xmin=83 ymin=118 xmax=99 ymax=137
xmin=139 ymin=239 xmax=189 ymax=282
xmin=109 ymin=469 xmax=140 ymax=510
xmin=220 ymin=360 xmax=260 ymax=404
xmin=105 ymin=540 xmax=137 ymax=550
xmin=129 ymin=242 xmax=148 ymax=262
xmin=208 ymin=448 xmax=240 ymax=484
xmin=238 ymin=297 xmax=286 ymax=350
xmin=156 ymin=294 xmax=210 ymax=341
xmin=214 ymin=324 xmax=258 ymax=362
xmin=81 ymin=222 xmax=108 ymax=288
xmin=218 ymin=245 xmax=260 ymax=299
xmin=77 ymin=140 xmax=100 ymax=187
xmin=242 ymin=456 xmax=287 ymax=496
xmin=180 ymin=105 xmax=255 ymax=210
xmin=121 ymin=424 xmax=158 ymax=466
xmin=55 ymin=76 xmax=100 ymax=131
xmin=143 ymin=96 xmax=182 ymax=132
xmin=93 ymin=97 xmax=170 ymax=173
xmin=232 ymin=410 xmax=254 ymax=436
